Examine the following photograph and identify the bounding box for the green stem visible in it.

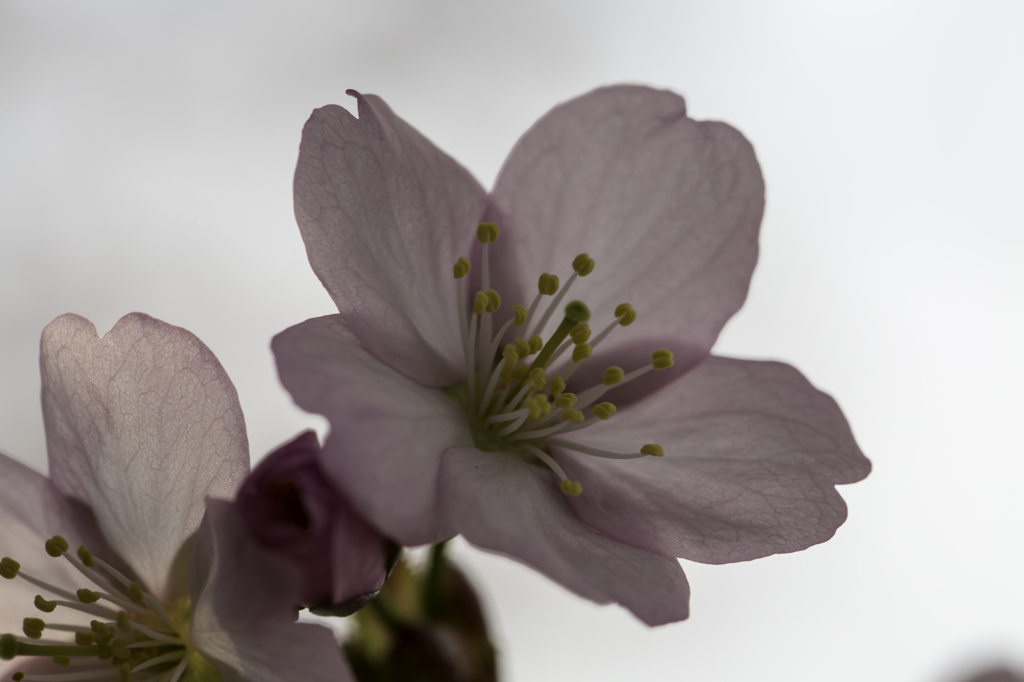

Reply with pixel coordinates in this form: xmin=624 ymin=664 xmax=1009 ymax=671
xmin=424 ymin=541 xmax=448 ymax=621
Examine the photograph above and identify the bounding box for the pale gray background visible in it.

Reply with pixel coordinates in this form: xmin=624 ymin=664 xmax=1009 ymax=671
xmin=1 ymin=1 xmax=1022 ymax=680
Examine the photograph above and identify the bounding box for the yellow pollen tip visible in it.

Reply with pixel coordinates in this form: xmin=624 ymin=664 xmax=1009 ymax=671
xmin=513 ymin=304 xmax=528 ymax=326
xmin=22 ymin=618 xmax=45 ymax=640
xmin=572 ymin=343 xmax=592 ymax=363
xmin=486 ymin=289 xmax=501 ymax=313
xmin=564 ymin=301 xmax=590 ymax=324
xmin=116 ymin=612 xmax=132 ymax=632
xmin=560 ymin=480 xmax=583 ymax=496
xmin=652 ymin=349 xmax=674 ymax=369
xmin=13 ymin=673 xmax=25 ymax=681
xmin=560 ymin=409 xmax=585 ymax=423
xmin=514 ymin=338 xmax=531 ymax=358
xmin=529 ymin=367 xmax=547 ymax=392
xmin=0 ymin=557 xmax=20 ymax=579
xmin=476 ymin=221 xmax=500 ymax=243
xmin=554 ymin=392 xmax=577 ymax=408
xmin=77 ymin=545 xmax=95 ymax=567
xmin=591 ymin=402 xmax=617 ymax=420
xmin=641 ymin=444 xmax=665 ymax=457
xmin=572 ymin=253 xmax=596 ymax=276
xmin=603 ymin=366 xmax=625 ymax=385
xmin=452 ymin=256 xmax=471 ymax=279
xmin=77 ymin=589 xmax=100 ymax=604
xmin=44 ymin=535 xmax=68 ymax=558
xmin=52 ymin=656 xmax=71 ymax=668
xmin=551 ymin=376 xmax=566 ymax=397
xmin=127 ymin=582 xmax=145 ymax=605
xmin=570 ymin=322 xmax=591 ymax=344
xmin=503 ymin=344 xmax=519 ymax=368
xmin=614 ymin=302 xmax=633 ymax=318
xmin=473 ymin=291 xmax=488 ymax=315
xmin=529 ymin=334 xmax=543 ymax=353
xmin=619 ymin=307 xmax=638 ymax=326
xmin=538 ymin=273 xmax=560 ymax=296
xmin=34 ymin=595 xmax=56 ymax=613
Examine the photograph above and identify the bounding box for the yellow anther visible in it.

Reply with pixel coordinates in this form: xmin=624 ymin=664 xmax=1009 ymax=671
xmin=34 ymin=595 xmax=56 ymax=613
xmin=23 ymin=618 xmax=45 ymax=640
xmin=75 ymin=632 xmax=93 ymax=646
xmin=570 ymin=322 xmax=591 ymax=345
xmin=572 ymin=343 xmax=592 ymax=363
xmin=564 ymin=301 xmax=590 ymax=324
xmin=560 ymin=409 xmax=585 ymax=423
xmin=641 ymin=444 xmax=665 ymax=457
xmin=502 ymin=344 xmax=519 ymax=368
xmin=473 ymin=291 xmax=489 ymax=315
xmin=572 ymin=253 xmax=596 ymax=276
xmin=90 ymin=620 xmax=113 ymax=645
xmin=619 ymin=307 xmax=638 ymax=326
xmin=476 ymin=222 xmax=500 ymax=243
xmin=513 ymin=363 xmax=530 ymax=380
xmin=127 ymin=582 xmax=145 ymax=605
xmin=529 ymin=335 xmax=543 ymax=354
xmin=603 ymin=366 xmax=625 ymax=386
xmin=13 ymin=673 xmax=25 ymax=681
xmin=554 ymin=392 xmax=577 ymax=408
xmin=0 ymin=557 xmax=20 ymax=579
xmin=119 ymin=662 xmax=132 ymax=682
xmin=116 ymin=612 xmax=132 ymax=632
xmin=111 ymin=641 xmax=130 ymax=660
xmin=45 ymin=535 xmax=68 ymax=558
xmin=77 ymin=589 xmax=100 ymax=604
xmin=77 ymin=545 xmax=95 ymax=567
xmin=614 ymin=302 xmax=633 ymax=318
xmin=52 ymin=657 xmax=70 ymax=668
xmin=513 ymin=304 xmax=528 ymax=326
xmin=526 ymin=395 xmax=550 ymax=420
xmin=514 ymin=338 xmax=531 ymax=358
xmin=652 ymin=349 xmax=674 ymax=369
xmin=560 ymin=480 xmax=583 ymax=496
xmin=529 ymin=368 xmax=547 ymax=392
xmin=538 ymin=272 xmax=560 ymax=295
xmin=486 ymin=289 xmax=501 ymax=313
xmin=550 ymin=376 xmax=566 ymax=398
xmin=591 ymin=402 xmax=617 ymax=420
xmin=452 ymin=256 xmax=471 ymax=279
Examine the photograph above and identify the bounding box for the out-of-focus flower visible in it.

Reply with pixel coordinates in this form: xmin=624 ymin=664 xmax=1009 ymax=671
xmin=0 ymin=313 xmax=349 ymax=681
xmin=236 ymin=430 xmax=394 ymax=615
xmin=274 ymin=85 xmax=871 ymax=625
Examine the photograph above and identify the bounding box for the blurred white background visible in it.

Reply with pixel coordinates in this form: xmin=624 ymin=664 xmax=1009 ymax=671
xmin=1 ymin=1 xmax=1022 ymax=680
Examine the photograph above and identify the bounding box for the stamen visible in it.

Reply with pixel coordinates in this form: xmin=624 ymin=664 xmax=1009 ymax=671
xmin=167 ymin=657 xmax=189 ymax=682
xmin=546 ymin=438 xmax=655 ymax=460
xmin=130 ymin=651 xmax=186 ymax=674
xmin=521 ymin=445 xmax=582 ymax=496
xmin=590 ymin=402 xmax=617 ymax=420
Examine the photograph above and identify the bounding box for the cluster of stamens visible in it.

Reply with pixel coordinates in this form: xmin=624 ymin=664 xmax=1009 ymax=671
xmin=1 ymin=537 xmax=192 ymax=682
xmin=452 ymin=222 xmax=673 ymax=496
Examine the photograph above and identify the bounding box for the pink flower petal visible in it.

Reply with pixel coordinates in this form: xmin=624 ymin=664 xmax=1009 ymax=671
xmin=486 ymin=85 xmax=764 ymax=373
xmin=295 ymin=90 xmax=487 ymax=387
xmin=0 ymin=452 xmax=113 ymax=634
xmin=40 ymin=313 xmax=249 ymax=600
xmin=555 ymin=356 xmax=870 ymax=563
xmin=190 ymin=500 xmax=352 ymax=682
xmin=439 ymin=446 xmax=690 ymax=625
xmin=273 ymin=315 xmax=470 ymax=545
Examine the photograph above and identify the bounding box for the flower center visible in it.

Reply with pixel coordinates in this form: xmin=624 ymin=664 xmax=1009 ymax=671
xmin=448 ymin=222 xmax=673 ymax=496
xmin=1 ymin=536 xmax=218 ymax=682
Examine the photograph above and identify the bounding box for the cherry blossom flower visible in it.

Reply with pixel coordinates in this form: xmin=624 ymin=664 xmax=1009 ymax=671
xmin=236 ymin=430 xmax=394 ymax=616
xmin=1 ymin=313 xmax=350 ymax=681
xmin=273 ymin=85 xmax=871 ymax=625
